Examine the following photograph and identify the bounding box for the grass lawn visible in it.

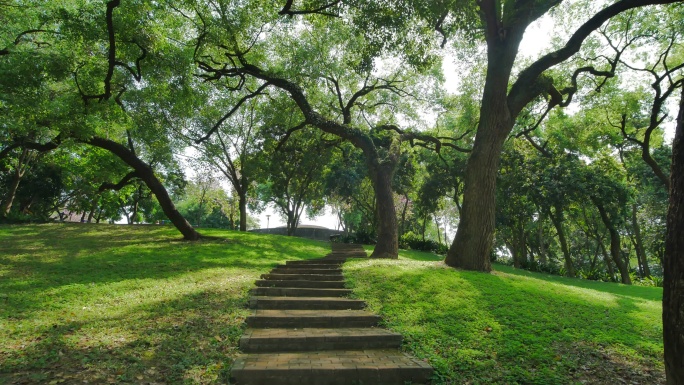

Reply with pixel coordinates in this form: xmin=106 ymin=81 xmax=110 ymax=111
xmin=345 ymin=253 xmax=664 ymax=385
xmin=1 ymin=224 xmax=664 ymax=384
xmin=0 ymin=224 xmax=328 ymax=384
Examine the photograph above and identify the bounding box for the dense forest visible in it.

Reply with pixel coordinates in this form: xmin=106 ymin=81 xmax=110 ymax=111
xmin=1 ymin=1 xmax=683 ymax=381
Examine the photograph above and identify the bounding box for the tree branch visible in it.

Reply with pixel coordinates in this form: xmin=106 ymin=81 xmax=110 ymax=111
xmin=279 ymin=0 xmax=341 ymax=17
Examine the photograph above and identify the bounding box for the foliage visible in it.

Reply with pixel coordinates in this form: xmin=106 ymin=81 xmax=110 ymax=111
xmin=399 ymin=231 xmax=448 ymax=255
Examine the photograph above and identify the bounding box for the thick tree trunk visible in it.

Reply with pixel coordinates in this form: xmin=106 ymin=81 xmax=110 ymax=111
xmin=445 ymin=37 xmax=518 ymax=271
xmin=663 ymin=85 xmax=684 ymax=385
xmin=445 ymin=109 xmax=509 ymax=271
xmin=239 ymin=191 xmax=247 ymax=231
xmin=87 ymin=137 xmax=200 ymax=240
xmin=548 ymin=205 xmax=576 ymax=277
xmin=369 ymin=163 xmax=398 ymax=259
xmin=594 ymin=200 xmax=631 ymax=284
xmin=631 ymin=203 xmax=651 ymax=277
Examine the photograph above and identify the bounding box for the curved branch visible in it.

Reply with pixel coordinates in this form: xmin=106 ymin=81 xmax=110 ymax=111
xmin=194 ymin=82 xmax=271 ymax=144
xmin=508 ymin=0 xmax=680 ymax=117
xmin=279 ymin=0 xmax=341 ymax=17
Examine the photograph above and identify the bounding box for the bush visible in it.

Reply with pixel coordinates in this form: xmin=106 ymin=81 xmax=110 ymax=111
xmin=399 ymin=232 xmax=447 ymax=255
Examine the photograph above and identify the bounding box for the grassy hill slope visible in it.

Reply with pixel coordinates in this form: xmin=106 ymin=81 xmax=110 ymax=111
xmin=346 ymin=255 xmax=663 ymax=385
xmin=0 ymin=224 xmax=663 ymax=384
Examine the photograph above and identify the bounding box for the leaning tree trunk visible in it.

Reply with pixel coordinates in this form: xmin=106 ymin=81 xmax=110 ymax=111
xmin=548 ymin=205 xmax=576 ymax=277
xmin=368 ymin=162 xmax=398 ymax=259
xmin=87 ymin=137 xmax=200 ymax=240
xmin=663 ymin=84 xmax=684 ymax=385
xmin=631 ymin=203 xmax=651 ymax=277
xmin=594 ymin=199 xmax=631 ymax=284
xmin=1 ymin=148 xmax=31 ymax=216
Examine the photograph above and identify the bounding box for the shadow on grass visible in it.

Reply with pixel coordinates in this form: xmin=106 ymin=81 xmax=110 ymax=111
xmin=1 ymin=287 xmax=250 ymax=384
xmin=0 ymin=223 xmax=329 ymax=320
xmin=345 ymin=260 xmax=663 ymax=385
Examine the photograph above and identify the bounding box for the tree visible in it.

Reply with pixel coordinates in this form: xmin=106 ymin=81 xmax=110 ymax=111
xmin=254 ymin=129 xmax=332 ymax=236
xmin=0 ymin=0 xmax=201 ymax=239
xmin=444 ymin=0 xmax=681 ymax=271
xmin=663 ymin=84 xmax=684 ymax=384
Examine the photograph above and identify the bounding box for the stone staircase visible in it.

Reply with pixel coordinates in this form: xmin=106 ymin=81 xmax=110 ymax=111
xmin=230 ymin=244 xmax=433 ymax=385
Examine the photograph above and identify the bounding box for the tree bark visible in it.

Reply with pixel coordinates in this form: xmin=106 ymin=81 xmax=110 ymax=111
xmin=663 ymin=84 xmax=684 ymax=385
xmin=368 ymin=162 xmax=399 ymax=258
xmin=445 ymin=22 xmax=522 ymax=271
xmin=86 ymin=137 xmax=200 ymax=240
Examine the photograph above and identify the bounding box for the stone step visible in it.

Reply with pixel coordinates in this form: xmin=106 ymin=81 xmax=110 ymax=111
xmin=239 ymin=328 xmax=403 ymax=353
xmin=230 ymin=349 xmax=433 ymax=385
xmin=254 ymin=280 xmax=346 ymax=289
xmin=250 ymin=287 xmax=352 ymax=297
xmin=249 ymin=296 xmax=365 ymax=310
xmin=269 ymin=268 xmax=343 ymax=275
xmin=286 ymin=259 xmax=343 ymax=265
xmin=261 ymin=273 xmax=344 ymax=281
xmin=275 ymin=264 xmax=342 ymax=269
xmin=246 ymin=310 xmax=381 ymax=328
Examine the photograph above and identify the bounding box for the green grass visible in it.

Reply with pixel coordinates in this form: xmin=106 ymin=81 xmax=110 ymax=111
xmin=1 ymin=225 xmax=664 ymax=384
xmin=345 ymin=253 xmax=664 ymax=385
xmin=0 ymin=224 xmax=328 ymax=384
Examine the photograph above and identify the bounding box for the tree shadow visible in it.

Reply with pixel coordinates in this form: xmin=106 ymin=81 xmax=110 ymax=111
xmin=1 ymin=288 xmax=251 ymax=384
xmin=345 ymin=261 xmax=664 ymax=385
xmin=0 ymin=223 xmax=330 ymax=321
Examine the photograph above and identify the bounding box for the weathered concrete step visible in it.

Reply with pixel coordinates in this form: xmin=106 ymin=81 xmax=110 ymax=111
xmin=230 ymin=349 xmax=433 ymax=385
xmin=269 ymin=268 xmax=342 ymax=275
xmin=239 ymin=328 xmax=402 ymax=352
xmin=250 ymin=287 xmax=352 ymax=297
xmin=275 ymin=263 xmax=342 ymax=269
xmin=246 ymin=310 xmax=381 ymax=328
xmin=249 ymin=296 xmax=365 ymax=310
xmin=286 ymin=259 xmax=343 ymax=265
xmin=255 ymin=280 xmax=346 ymax=289
xmin=261 ymin=273 xmax=344 ymax=281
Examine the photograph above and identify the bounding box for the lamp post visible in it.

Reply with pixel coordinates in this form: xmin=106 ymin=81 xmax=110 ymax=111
xmin=266 ymin=215 xmax=270 ymax=230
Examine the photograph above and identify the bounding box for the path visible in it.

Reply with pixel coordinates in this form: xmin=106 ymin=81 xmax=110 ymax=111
xmin=230 ymin=243 xmax=433 ymax=384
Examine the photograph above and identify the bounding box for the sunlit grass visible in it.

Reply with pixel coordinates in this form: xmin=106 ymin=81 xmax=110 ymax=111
xmin=0 ymin=223 xmax=328 ymax=384
xmin=345 ymin=255 xmax=664 ymax=385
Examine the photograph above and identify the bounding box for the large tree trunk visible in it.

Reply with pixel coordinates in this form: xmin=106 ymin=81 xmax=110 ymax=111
xmin=663 ymin=84 xmax=684 ymax=384
xmin=369 ymin=163 xmax=398 ymax=259
xmin=593 ymin=199 xmax=631 ymax=284
xmin=87 ymin=137 xmax=200 ymax=240
xmin=548 ymin=205 xmax=576 ymax=277
xmin=445 ymin=30 xmax=521 ymax=271
xmin=445 ymin=91 xmax=510 ymax=271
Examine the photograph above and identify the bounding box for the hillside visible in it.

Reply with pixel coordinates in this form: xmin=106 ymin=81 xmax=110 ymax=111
xmin=0 ymin=224 xmax=663 ymax=384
